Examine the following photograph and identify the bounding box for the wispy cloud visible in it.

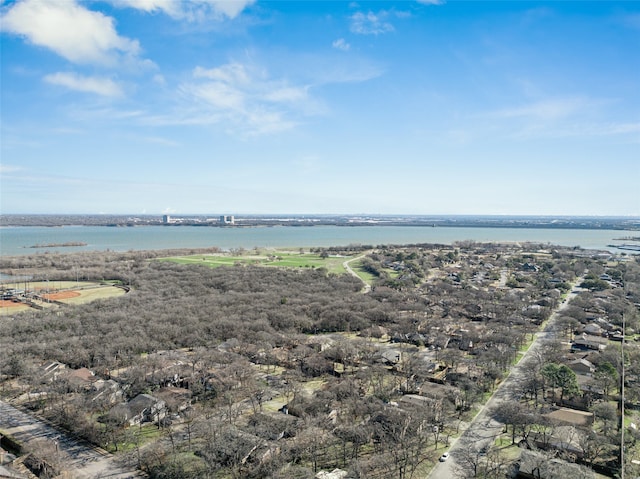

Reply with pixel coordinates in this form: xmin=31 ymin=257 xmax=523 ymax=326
xmin=152 ymin=74 xmax=167 ymax=86
xmin=307 ymin=56 xmax=385 ymax=84
xmin=601 ymin=122 xmax=640 ymax=135
xmin=193 ymin=64 xmax=251 ymax=86
xmin=475 ymin=96 xmax=640 ymax=141
xmin=417 ymin=0 xmax=445 ymax=5
xmin=489 ymin=97 xmax=589 ymax=120
xmin=144 ymin=53 xmax=384 ymax=135
xmin=549 ymin=122 xmax=640 ymax=140
xmin=108 ymin=0 xmax=255 ymax=21
xmin=169 ymin=62 xmax=313 ymax=135
xmin=350 ymin=11 xmax=395 ymax=35
xmin=0 ymin=164 xmax=23 ymax=174
xmin=263 ymin=85 xmax=310 ymax=104
xmin=1 ymin=0 xmax=142 ymax=67
xmin=485 ymin=106 xmax=639 ymax=141
xmin=44 ymin=72 xmax=124 ymax=97
xmin=332 ymin=38 xmax=351 ymax=51
xmin=50 ymin=127 xmax=84 ymax=135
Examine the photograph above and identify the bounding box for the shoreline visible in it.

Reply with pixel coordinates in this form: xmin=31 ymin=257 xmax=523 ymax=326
xmin=1 ymin=224 xmax=637 ymax=258
xmin=1 ymin=214 xmax=639 ymax=230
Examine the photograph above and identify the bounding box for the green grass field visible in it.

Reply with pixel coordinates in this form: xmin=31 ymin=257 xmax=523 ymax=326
xmin=159 ymin=250 xmax=354 ymax=275
xmin=348 ymin=259 xmax=380 ymax=284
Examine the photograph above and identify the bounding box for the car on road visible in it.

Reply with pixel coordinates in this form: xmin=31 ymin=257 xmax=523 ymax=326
xmin=439 ymin=452 xmax=449 ymax=462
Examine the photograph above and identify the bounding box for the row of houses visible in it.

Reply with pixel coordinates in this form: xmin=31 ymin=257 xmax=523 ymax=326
xmin=37 ymin=359 xmax=191 ymax=428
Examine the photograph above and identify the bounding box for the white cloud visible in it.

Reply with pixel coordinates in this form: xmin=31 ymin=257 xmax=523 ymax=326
xmin=263 ymin=86 xmax=309 ymax=103
xmin=185 ymin=80 xmax=246 ymax=111
xmin=603 ymin=122 xmax=640 ymax=135
xmin=109 ymin=0 xmax=255 ymax=21
xmin=350 ymin=11 xmax=395 ymax=35
xmin=0 ymin=164 xmax=23 ymax=174
xmin=108 ymin=0 xmax=181 ymax=17
xmin=50 ymin=127 xmax=84 ymax=134
xmin=44 ymin=72 xmax=124 ymax=97
xmin=417 ymin=0 xmax=445 ymax=5
xmin=548 ymin=122 xmax=640 ymax=140
xmin=169 ymin=62 xmax=314 ymax=135
xmin=210 ymin=1 xmax=255 ymax=19
xmin=332 ymin=38 xmax=351 ymax=51
xmin=481 ymin=97 xmax=639 ymax=141
xmin=152 ymin=74 xmax=167 ymax=85
xmin=156 ymin=53 xmax=383 ymax=134
xmin=490 ymin=98 xmax=588 ymax=120
xmin=1 ymin=0 xmax=141 ymax=66
xmin=311 ymin=57 xmax=384 ymax=84
xmin=194 ymin=63 xmax=251 ymax=85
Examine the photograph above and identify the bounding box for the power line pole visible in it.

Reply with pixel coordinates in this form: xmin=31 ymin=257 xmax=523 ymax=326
xmin=621 ymin=311 xmax=625 ymax=479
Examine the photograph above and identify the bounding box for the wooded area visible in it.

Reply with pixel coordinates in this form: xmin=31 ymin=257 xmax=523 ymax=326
xmin=1 ymin=243 xmax=639 ymax=478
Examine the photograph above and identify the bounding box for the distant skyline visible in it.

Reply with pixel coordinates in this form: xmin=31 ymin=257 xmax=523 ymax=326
xmin=1 ymin=1 xmax=639 ymax=216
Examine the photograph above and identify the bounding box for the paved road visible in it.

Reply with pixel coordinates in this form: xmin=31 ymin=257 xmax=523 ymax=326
xmin=428 ymin=281 xmax=583 ymax=478
xmin=343 ymin=254 xmax=372 ymax=293
xmin=0 ymin=400 xmax=144 ymax=478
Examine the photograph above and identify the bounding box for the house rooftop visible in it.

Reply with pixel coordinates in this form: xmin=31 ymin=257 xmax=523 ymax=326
xmin=544 ymin=407 xmax=593 ymax=427
xmin=568 ymin=358 xmax=595 ymax=370
xmin=128 ymin=393 xmax=162 ymax=415
xmin=66 ymin=367 xmax=96 ymax=383
xmin=516 ymin=449 xmax=594 ymax=479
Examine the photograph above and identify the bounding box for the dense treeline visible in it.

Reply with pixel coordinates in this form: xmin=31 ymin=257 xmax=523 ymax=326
xmin=1 ymin=260 xmax=389 ymax=370
xmin=2 ymin=245 xmax=639 ymax=478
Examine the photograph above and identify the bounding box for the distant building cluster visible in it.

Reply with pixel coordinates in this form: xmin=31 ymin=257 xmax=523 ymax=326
xmin=161 ymin=214 xmax=235 ymax=225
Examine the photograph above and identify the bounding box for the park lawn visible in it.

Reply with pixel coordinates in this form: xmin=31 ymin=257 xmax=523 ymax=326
xmin=259 ymin=377 xmax=328 ymax=413
xmin=0 ymin=302 xmax=32 ymax=315
xmin=262 ymin=395 xmax=288 ymax=413
xmin=350 ymin=259 xmax=379 ymax=284
xmin=0 ymin=281 xmax=126 ymax=313
xmin=493 ymin=438 xmax=523 ymax=461
xmin=60 ymin=285 xmax=127 ymax=304
xmin=160 ymin=251 xmax=351 ymax=275
xmin=350 ymin=259 xmax=400 ymax=283
xmin=106 ymin=424 xmax=164 ymax=453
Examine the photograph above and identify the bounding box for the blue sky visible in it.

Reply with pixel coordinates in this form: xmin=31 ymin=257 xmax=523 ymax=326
xmin=1 ymin=0 xmax=638 ymax=216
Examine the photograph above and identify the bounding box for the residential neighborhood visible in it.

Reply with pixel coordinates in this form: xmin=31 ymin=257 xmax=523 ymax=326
xmin=0 ymin=242 xmax=639 ymax=478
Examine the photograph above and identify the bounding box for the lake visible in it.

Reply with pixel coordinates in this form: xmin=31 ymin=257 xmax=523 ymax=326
xmin=0 ymin=225 xmax=633 ymax=257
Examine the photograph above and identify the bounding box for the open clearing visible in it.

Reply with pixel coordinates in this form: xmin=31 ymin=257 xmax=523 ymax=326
xmin=160 ymin=249 xmax=354 ymax=275
xmin=0 ymin=281 xmax=126 ymax=315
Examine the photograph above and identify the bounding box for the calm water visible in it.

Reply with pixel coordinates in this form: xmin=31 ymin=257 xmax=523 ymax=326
xmin=0 ymin=225 xmax=632 ymax=257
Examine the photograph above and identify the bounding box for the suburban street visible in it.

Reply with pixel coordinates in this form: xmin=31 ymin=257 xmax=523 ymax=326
xmin=0 ymin=400 xmax=144 ymax=478
xmin=428 ymin=281 xmax=584 ymax=478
